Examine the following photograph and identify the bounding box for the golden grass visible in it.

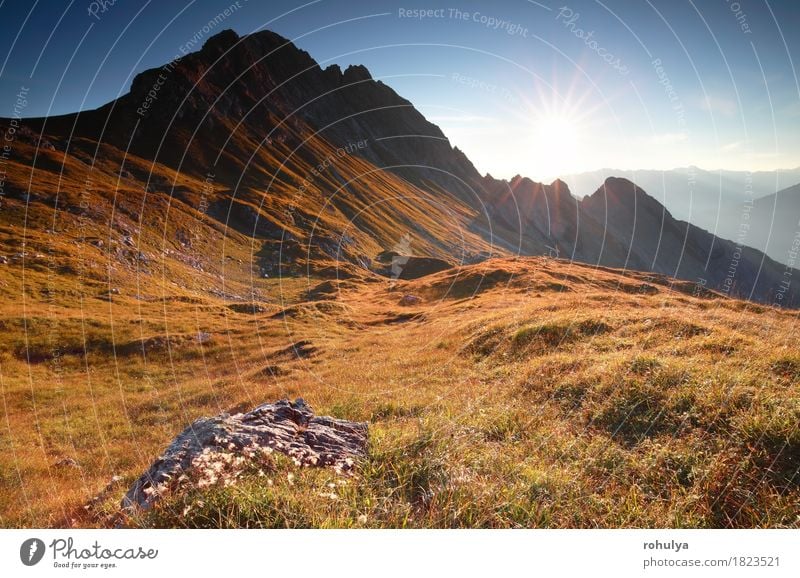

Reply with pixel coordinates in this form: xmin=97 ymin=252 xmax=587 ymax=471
xmin=1 ymin=254 xmax=798 ymax=528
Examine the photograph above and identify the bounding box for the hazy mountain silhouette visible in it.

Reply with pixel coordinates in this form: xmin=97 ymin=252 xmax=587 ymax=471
xmin=714 ymin=183 xmax=800 ymax=266
xmin=562 ymin=166 xmax=800 ymax=243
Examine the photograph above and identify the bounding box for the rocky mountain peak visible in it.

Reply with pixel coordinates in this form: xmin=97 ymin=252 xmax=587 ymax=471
xmin=342 ymin=64 xmax=372 ymax=83
xmin=582 ymin=176 xmax=672 ymax=220
xmin=200 ymin=28 xmax=240 ymax=55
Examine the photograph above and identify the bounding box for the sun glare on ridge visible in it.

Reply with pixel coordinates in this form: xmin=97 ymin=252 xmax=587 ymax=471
xmin=513 ymin=80 xmax=599 ymax=181
xmin=524 ymin=110 xmax=582 ymax=181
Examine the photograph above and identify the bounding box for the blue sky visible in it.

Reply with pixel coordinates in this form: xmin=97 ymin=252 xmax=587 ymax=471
xmin=1 ymin=0 xmax=798 ymax=181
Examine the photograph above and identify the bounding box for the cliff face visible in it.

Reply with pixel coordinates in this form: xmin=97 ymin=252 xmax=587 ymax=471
xmin=25 ymin=30 xmax=482 ymax=197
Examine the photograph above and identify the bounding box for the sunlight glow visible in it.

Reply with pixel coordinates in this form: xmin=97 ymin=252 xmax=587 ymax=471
xmin=531 ymin=114 xmax=580 ymax=172
xmin=512 ymin=78 xmax=602 ymax=181
xmin=525 ymin=109 xmax=585 ymax=181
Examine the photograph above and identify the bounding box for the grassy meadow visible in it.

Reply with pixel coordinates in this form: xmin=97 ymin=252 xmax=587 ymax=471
xmin=1 ymin=255 xmax=797 ymax=528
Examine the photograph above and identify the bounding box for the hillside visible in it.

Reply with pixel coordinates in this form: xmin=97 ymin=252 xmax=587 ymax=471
xmin=1 ymin=257 xmax=797 ymax=527
xmin=0 ymin=28 xmax=798 ymax=529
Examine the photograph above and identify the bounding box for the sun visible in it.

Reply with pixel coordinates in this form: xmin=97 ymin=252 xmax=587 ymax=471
xmin=528 ymin=112 xmax=583 ymax=180
xmin=508 ymin=81 xmax=601 ymax=181
xmin=535 ymin=114 xmax=580 ymax=154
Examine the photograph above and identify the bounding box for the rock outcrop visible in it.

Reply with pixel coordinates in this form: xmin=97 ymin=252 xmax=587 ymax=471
xmin=123 ymin=398 xmax=368 ymax=510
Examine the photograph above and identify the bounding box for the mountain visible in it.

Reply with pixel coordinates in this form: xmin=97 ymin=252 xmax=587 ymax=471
xmin=3 ymin=29 xmax=508 ymax=296
xmin=1 ymin=28 xmax=797 ymax=309
xmin=561 ymin=166 xmax=800 ymax=235
xmin=481 ymin=173 xmax=797 ymax=305
xmin=714 ymin=183 xmax=800 ymax=266
xmin=32 ymin=29 xmax=484 ymax=191
xmin=580 ymin=177 xmax=793 ymax=303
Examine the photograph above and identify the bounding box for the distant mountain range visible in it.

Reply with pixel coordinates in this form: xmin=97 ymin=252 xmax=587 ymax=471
xmin=561 ymin=167 xmax=800 ymax=264
xmin=715 ymin=183 xmax=800 ymax=266
xmin=1 ymin=28 xmax=796 ymax=307
xmin=562 ymin=167 xmax=800 ymax=204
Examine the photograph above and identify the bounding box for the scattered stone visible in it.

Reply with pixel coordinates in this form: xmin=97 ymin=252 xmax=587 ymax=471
xmin=376 ymin=255 xmax=451 ymax=280
xmin=122 ymin=398 xmax=368 ymax=510
xmin=355 ymin=255 xmax=372 ymax=269
xmin=175 ymin=228 xmax=192 ymax=248
xmin=54 ymin=457 xmax=80 ymax=469
xmin=269 ymin=340 xmax=318 ymax=359
xmin=399 ymin=294 xmax=422 ymax=306
xmin=260 ymin=364 xmax=285 ymax=377
xmin=97 ymin=288 xmax=120 ymax=300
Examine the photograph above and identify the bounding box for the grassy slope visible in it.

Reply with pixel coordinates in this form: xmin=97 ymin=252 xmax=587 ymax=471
xmin=1 ymin=250 xmax=797 ymax=527
xmin=0 ymin=124 xmax=498 ymax=526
